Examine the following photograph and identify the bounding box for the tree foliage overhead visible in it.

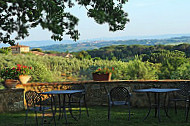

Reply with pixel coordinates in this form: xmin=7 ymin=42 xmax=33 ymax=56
xmin=0 ymin=0 xmax=129 ymax=45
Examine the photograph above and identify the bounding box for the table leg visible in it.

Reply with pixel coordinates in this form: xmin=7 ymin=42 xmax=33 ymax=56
xmin=58 ymin=94 xmax=62 ymax=120
xmin=51 ymin=95 xmax=56 ymax=126
xmin=68 ymin=94 xmax=79 ymax=121
xmin=163 ymin=93 xmax=170 ymax=118
xmin=157 ymin=93 xmax=161 ymax=122
xmin=144 ymin=92 xmax=152 ymax=121
xmin=62 ymin=94 xmax=68 ymax=124
xmin=154 ymin=93 xmax=157 ymax=118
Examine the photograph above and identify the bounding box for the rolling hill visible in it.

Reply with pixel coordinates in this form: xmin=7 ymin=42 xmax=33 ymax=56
xmin=35 ymin=36 xmax=190 ymax=52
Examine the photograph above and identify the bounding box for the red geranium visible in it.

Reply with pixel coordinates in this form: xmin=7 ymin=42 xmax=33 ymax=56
xmin=1 ymin=67 xmax=19 ymax=80
xmin=1 ymin=64 xmax=32 ymax=80
xmin=93 ymin=67 xmax=115 ymax=74
xmin=16 ymin=64 xmax=32 ymax=75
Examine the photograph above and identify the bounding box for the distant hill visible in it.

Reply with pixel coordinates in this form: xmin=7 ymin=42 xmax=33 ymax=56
xmin=1 ymin=33 xmax=190 ymax=49
xmin=35 ymin=36 xmax=190 ymax=52
xmin=0 ymin=40 xmax=76 ymax=48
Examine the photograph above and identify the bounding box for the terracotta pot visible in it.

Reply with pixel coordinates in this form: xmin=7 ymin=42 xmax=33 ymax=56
xmin=92 ymin=73 xmax=112 ymax=81
xmin=4 ymin=79 xmax=18 ymax=88
xmin=19 ymin=75 xmax=31 ymax=84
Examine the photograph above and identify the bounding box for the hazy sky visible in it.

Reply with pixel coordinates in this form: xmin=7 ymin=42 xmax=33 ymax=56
xmin=22 ymin=0 xmax=190 ymax=41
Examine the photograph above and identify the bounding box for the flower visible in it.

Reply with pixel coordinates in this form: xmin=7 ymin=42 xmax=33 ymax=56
xmin=16 ymin=64 xmax=32 ymax=75
xmin=0 ymin=64 xmax=32 ymax=80
xmin=93 ymin=67 xmax=115 ymax=74
xmin=1 ymin=67 xmax=19 ymax=80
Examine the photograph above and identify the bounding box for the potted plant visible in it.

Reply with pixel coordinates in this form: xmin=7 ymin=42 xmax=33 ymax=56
xmin=92 ymin=67 xmax=114 ymax=81
xmin=17 ymin=64 xmax=32 ymax=84
xmin=1 ymin=67 xmax=19 ymax=88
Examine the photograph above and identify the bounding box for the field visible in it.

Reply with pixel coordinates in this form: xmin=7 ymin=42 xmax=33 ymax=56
xmin=0 ymin=106 xmax=189 ymax=126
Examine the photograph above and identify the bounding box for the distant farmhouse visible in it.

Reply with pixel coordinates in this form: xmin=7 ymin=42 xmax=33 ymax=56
xmin=9 ymin=43 xmax=73 ymax=58
xmin=10 ymin=43 xmax=29 ymax=54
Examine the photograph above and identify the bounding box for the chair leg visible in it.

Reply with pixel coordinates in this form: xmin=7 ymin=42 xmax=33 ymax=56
xmin=174 ymin=101 xmax=177 ymax=114
xmin=35 ymin=111 xmax=38 ymax=126
xmin=24 ymin=109 xmax=29 ymax=126
xmin=186 ymin=100 xmax=190 ymax=122
xmin=108 ymin=104 xmax=111 ymax=120
xmin=78 ymin=99 xmax=82 ymax=119
xmin=128 ymin=103 xmax=131 ymax=121
xmin=41 ymin=110 xmax=45 ymax=126
xmin=83 ymin=95 xmax=89 ymax=117
xmin=51 ymin=96 xmax=57 ymax=126
xmin=167 ymin=99 xmax=170 ymax=114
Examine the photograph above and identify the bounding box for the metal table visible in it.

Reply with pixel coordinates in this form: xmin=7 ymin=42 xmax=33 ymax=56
xmin=41 ymin=90 xmax=85 ymax=124
xmin=134 ymin=88 xmax=180 ymax=122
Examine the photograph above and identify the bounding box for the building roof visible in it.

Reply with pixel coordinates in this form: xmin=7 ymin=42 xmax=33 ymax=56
xmin=10 ymin=45 xmax=29 ymax=48
xmin=30 ymin=51 xmax=46 ymax=56
xmin=10 ymin=43 xmax=29 ymax=48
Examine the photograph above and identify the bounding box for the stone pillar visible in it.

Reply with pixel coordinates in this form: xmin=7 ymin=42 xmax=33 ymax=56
xmin=0 ymin=88 xmax=24 ymax=113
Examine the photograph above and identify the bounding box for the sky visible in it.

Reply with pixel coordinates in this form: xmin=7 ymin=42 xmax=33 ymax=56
xmin=20 ymin=0 xmax=190 ymax=41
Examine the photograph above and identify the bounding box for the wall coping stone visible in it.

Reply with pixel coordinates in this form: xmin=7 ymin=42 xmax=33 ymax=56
xmin=18 ymin=80 xmax=190 ymax=87
xmin=0 ymin=88 xmax=24 ymax=92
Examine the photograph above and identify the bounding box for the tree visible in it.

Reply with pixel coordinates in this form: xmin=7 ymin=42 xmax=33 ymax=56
xmin=0 ymin=47 xmax=11 ymax=54
xmin=0 ymin=0 xmax=129 ymax=45
xmin=125 ymin=58 xmax=159 ymax=80
xmin=141 ymin=49 xmax=188 ymax=79
xmin=31 ymin=48 xmax=43 ymax=52
xmin=76 ymin=50 xmax=91 ymax=59
xmin=141 ymin=50 xmax=186 ymax=63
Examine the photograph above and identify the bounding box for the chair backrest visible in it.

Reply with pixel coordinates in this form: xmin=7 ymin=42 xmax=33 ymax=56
xmin=110 ymin=87 xmax=130 ymax=102
xmin=176 ymin=82 xmax=190 ymax=97
xmin=25 ymin=91 xmax=41 ymax=108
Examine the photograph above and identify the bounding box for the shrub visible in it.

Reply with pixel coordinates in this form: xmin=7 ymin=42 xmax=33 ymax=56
xmin=125 ymin=58 xmax=159 ymax=80
xmin=171 ymin=63 xmax=190 ymax=79
xmin=31 ymin=48 xmax=43 ymax=52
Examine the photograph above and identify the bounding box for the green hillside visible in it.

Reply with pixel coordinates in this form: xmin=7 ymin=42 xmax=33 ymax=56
xmin=87 ymin=43 xmax=190 ymax=61
xmin=37 ymin=36 xmax=190 ymax=52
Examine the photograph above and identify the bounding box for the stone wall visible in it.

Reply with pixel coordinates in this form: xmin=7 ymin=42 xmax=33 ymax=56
xmin=0 ymin=88 xmax=24 ymax=113
xmin=16 ymin=80 xmax=190 ymax=108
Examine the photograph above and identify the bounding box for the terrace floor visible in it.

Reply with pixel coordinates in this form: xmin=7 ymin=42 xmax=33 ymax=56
xmin=0 ymin=106 xmax=190 ymax=126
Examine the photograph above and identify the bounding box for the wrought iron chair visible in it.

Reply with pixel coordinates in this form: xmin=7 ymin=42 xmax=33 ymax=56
xmin=168 ymin=82 xmax=190 ymax=121
xmin=24 ymin=91 xmax=55 ymax=126
xmin=66 ymin=84 xmax=89 ymax=120
xmin=108 ymin=87 xmax=131 ymax=120
xmin=186 ymin=93 xmax=190 ymax=122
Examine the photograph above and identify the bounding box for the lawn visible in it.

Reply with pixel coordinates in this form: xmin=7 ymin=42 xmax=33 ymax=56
xmin=0 ymin=106 xmax=189 ymax=126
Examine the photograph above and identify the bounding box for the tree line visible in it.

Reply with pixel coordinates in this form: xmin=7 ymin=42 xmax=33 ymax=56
xmin=86 ymin=43 xmax=190 ymax=61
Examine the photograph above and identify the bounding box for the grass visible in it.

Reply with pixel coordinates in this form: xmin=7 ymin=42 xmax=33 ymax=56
xmin=0 ymin=106 xmax=190 ymax=126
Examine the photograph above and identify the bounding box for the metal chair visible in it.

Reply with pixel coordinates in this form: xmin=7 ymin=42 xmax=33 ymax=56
xmin=24 ymin=91 xmax=55 ymax=126
xmin=108 ymin=87 xmax=131 ymax=120
xmin=186 ymin=94 xmax=190 ymax=122
xmin=168 ymin=82 xmax=190 ymax=121
xmin=66 ymin=84 xmax=89 ymax=119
